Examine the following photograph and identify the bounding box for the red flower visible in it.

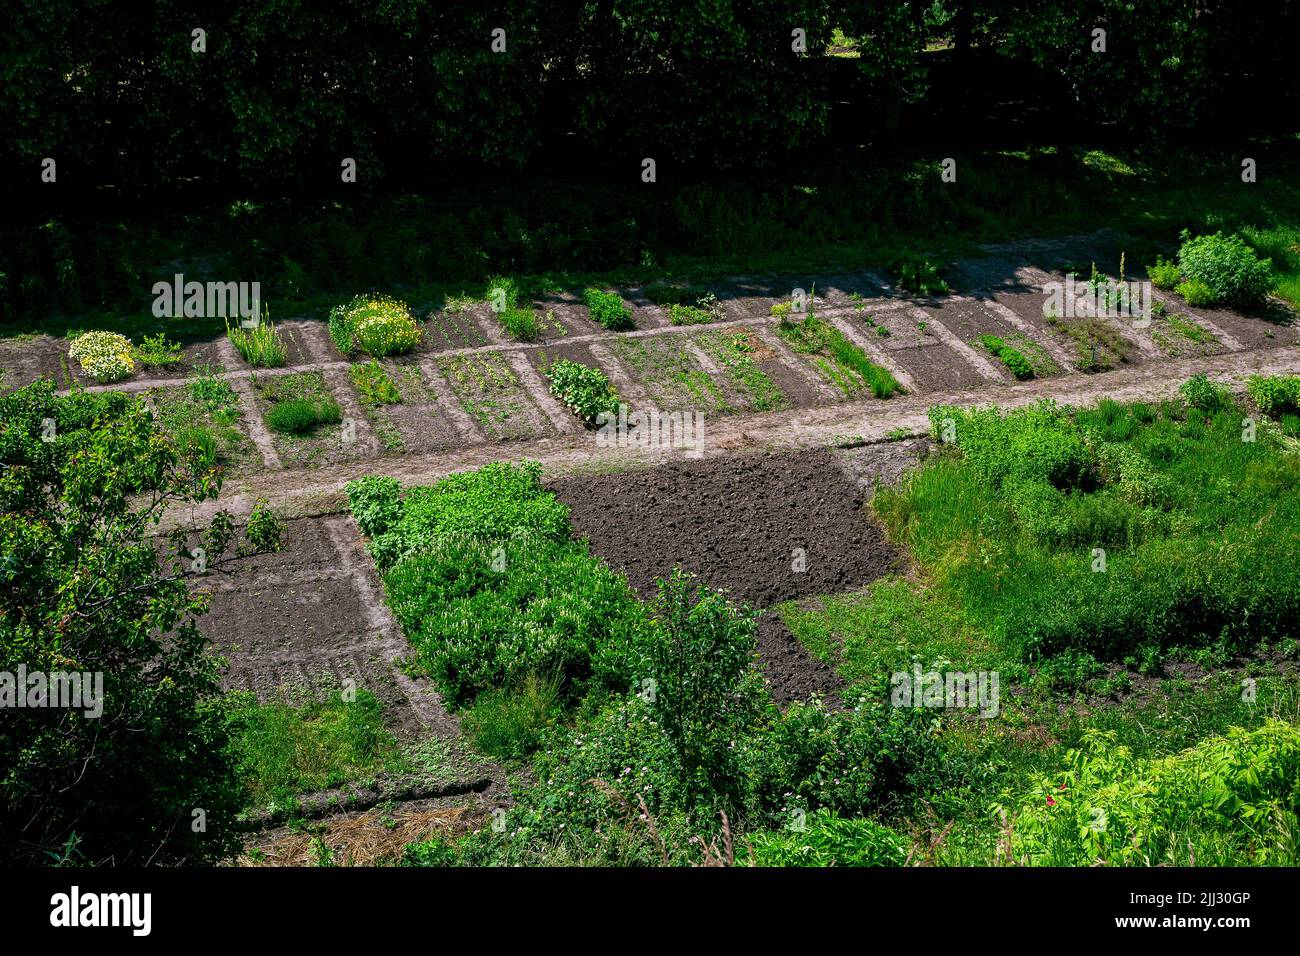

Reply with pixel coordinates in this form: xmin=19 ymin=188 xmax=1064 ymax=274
xmin=1046 ymin=796 xmax=1056 ymax=807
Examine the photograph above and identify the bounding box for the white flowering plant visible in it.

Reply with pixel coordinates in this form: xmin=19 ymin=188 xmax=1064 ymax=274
xmin=68 ymin=330 xmax=135 ymax=383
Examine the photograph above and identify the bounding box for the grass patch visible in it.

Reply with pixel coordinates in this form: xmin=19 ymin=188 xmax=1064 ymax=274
xmin=226 ymin=315 xmax=287 ymax=367
xmin=228 ymin=689 xmax=399 ymax=812
xmin=776 ymin=314 xmax=901 ymax=398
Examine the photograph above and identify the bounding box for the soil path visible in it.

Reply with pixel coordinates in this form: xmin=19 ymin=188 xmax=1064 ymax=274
xmin=172 ymin=344 xmax=1300 ymax=529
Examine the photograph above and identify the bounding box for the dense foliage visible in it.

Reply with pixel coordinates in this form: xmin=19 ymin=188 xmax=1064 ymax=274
xmin=544 ymin=359 xmax=621 ymax=425
xmin=885 ymin=391 xmax=1300 ymax=665
xmin=0 ymin=381 xmax=283 ymax=864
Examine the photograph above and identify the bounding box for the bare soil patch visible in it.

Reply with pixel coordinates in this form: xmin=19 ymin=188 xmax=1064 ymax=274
xmin=548 ymin=449 xmax=901 ymax=704
xmin=891 ymin=343 xmax=993 ymax=391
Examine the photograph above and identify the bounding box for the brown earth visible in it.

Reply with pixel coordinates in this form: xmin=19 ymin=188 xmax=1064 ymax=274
xmin=549 ymin=449 xmax=902 ymax=705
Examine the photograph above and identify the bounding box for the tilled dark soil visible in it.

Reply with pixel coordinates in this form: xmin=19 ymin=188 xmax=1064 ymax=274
xmin=549 ymin=448 xmax=901 ymax=705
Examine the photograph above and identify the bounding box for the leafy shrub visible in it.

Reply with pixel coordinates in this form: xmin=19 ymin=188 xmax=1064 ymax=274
xmin=356 ymin=462 xmax=569 ymax=572
xmin=742 ymin=810 xmax=909 ymax=867
xmin=1006 ymin=720 xmax=1300 ymax=865
xmin=891 ymin=253 xmax=949 ymax=296
xmin=329 ymin=295 xmax=421 ymax=357
xmin=757 ymin=697 xmax=961 ymax=821
xmin=1175 ymin=277 xmax=1218 ymax=307
xmin=1177 ymin=231 xmax=1273 ymax=307
xmin=929 ymin=402 xmax=1094 ymax=491
xmin=1247 ymin=375 xmax=1300 ymax=418
xmin=1146 ymin=256 xmax=1181 ymax=289
xmin=545 ymin=358 xmax=620 ymax=425
xmin=1179 ymin=373 xmax=1230 ymax=413
xmin=328 ymin=312 xmax=356 ymax=356
xmin=0 ymin=381 xmax=283 ymax=865
xmin=133 ymin=332 xmax=183 ymax=368
xmin=385 ymin=535 xmax=646 ymax=706
xmin=632 ymin=571 xmax=767 ymax=811
xmin=68 ymin=330 xmax=134 ymax=382
xmin=265 ymin=396 xmax=342 ymax=434
xmin=346 ymin=475 xmax=403 ymax=538
xmin=978 ymin=334 xmax=1034 ymax=380
xmin=226 ymin=316 xmax=286 ymax=367
xmin=582 ymin=288 xmax=634 ymax=331
xmin=500 ymin=306 xmax=540 ymax=342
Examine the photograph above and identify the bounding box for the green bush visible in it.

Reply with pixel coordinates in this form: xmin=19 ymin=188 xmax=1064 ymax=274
xmin=929 ymin=402 xmax=1094 ymax=491
xmin=1179 ymin=373 xmax=1230 ymax=413
xmin=582 ymin=288 xmax=634 ymax=331
xmin=132 ymin=332 xmax=183 ymax=368
xmin=346 ymin=475 xmax=403 ymax=537
xmin=500 ymin=306 xmax=540 ymax=342
xmin=1146 ymin=256 xmax=1181 ymax=290
xmin=632 ymin=571 xmax=767 ymax=812
xmin=1177 ymin=231 xmax=1274 ymax=307
xmin=545 ymin=358 xmax=620 ymax=425
xmin=0 ymin=381 xmax=283 ymax=865
xmin=1175 ymin=277 xmax=1218 ymax=307
xmin=357 ymin=461 xmax=570 ymax=571
xmin=385 ymin=535 xmax=646 ymax=707
xmin=1247 ymin=375 xmax=1300 ymax=418
xmin=265 ymin=396 xmax=342 ymax=434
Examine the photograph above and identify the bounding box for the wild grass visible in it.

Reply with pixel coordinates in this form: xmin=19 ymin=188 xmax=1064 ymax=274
xmin=226 ymin=314 xmax=287 ymax=367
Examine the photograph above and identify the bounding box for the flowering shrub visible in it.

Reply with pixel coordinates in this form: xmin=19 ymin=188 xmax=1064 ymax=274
xmin=68 ymin=331 xmax=134 ymax=382
xmin=329 ymin=295 xmax=421 ymax=357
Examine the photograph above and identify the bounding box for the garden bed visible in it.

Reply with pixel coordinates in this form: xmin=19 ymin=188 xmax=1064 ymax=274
xmin=548 ymin=449 xmax=900 ymax=702
xmin=433 ymin=351 xmax=556 ymax=442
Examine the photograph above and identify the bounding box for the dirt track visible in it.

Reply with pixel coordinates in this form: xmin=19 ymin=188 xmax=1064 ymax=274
xmin=175 ymin=342 xmax=1300 ymax=528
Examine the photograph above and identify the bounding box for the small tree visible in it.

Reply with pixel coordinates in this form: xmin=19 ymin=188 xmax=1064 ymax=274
xmin=0 ymin=381 xmax=283 ymax=865
xmin=636 ymin=570 xmax=765 ymax=813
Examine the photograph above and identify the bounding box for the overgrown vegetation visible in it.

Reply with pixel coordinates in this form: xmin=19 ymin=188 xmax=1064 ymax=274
xmin=0 ymin=381 xmax=284 ymax=865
